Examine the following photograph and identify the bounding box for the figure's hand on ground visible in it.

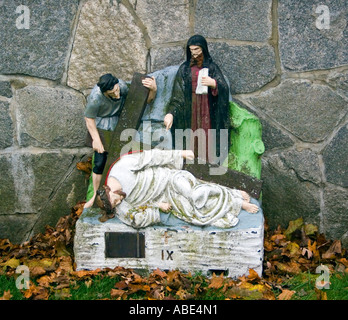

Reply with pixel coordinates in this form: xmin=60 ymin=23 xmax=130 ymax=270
xmin=84 ymin=194 xmax=96 ymax=209
xmin=164 ymin=113 xmax=173 ymax=130
xmin=242 ymin=201 xmax=259 ymax=214
xmin=240 ymin=191 xmax=250 ymax=202
xmin=182 ymin=150 xmax=195 ymax=161
xmin=158 ymin=202 xmax=172 ymax=212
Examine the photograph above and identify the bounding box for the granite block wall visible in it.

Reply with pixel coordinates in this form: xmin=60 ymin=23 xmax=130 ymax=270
xmin=0 ymin=0 xmax=347 ymax=245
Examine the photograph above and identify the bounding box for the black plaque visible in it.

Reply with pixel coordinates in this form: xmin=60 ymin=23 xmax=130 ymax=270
xmin=105 ymin=232 xmax=145 ymax=258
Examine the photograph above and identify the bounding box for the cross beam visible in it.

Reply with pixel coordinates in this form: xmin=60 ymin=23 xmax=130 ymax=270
xmin=101 ymin=72 xmax=263 ymax=198
xmin=184 ymin=161 xmax=262 ymax=199
xmin=101 ymin=72 xmax=150 ymax=185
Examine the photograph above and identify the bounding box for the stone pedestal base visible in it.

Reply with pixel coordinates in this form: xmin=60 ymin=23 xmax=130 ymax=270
xmin=74 ymin=201 xmax=264 ymax=278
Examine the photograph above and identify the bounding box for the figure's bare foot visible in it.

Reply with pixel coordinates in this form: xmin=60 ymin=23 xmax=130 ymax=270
xmin=240 ymin=191 xmax=250 ymax=202
xmin=242 ymin=201 xmax=259 ymax=214
xmin=84 ymin=194 xmax=96 ymax=208
xmin=158 ymin=202 xmax=172 ymax=212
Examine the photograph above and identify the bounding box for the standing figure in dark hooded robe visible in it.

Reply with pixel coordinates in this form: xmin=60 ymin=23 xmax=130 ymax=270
xmin=164 ymin=35 xmax=231 ymax=162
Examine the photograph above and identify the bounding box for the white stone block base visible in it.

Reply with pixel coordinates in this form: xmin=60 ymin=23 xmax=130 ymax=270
xmin=74 ymin=203 xmax=264 ymax=278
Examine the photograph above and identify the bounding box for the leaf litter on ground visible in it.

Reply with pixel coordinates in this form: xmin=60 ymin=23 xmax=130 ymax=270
xmin=0 ymin=202 xmax=347 ymax=300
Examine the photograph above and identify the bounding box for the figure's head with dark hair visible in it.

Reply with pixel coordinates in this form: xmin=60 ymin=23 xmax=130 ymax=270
xmin=97 ymin=73 xmax=119 ymax=92
xmin=97 ymin=73 xmax=120 ymax=99
xmin=96 ymin=187 xmax=113 ymax=215
xmin=95 ymin=185 xmax=126 ymax=214
xmin=186 ymin=34 xmax=212 ymax=67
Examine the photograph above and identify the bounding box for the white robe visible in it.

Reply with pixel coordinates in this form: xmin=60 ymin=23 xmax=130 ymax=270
xmin=107 ymin=149 xmax=244 ymax=229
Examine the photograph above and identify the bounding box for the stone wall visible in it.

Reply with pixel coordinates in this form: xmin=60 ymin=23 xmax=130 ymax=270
xmin=0 ymin=0 xmax=89 ymax=243
xmin=0 ymin=0 xmax=347 ymax=245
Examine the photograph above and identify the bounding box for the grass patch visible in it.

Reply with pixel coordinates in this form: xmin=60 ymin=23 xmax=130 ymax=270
xmin=280 ymin=271 xmax=348 ymax=300
xmin=0 ymin=275 xmax=25 ymax=300
xmin=1 ymin=271 xmax=348 ymax=300
xmin=56 ymin=275 xmax=121 ymax=300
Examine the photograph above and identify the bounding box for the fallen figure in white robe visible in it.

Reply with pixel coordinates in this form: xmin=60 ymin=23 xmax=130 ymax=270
xmin=95 ymin=149 xmax=259 ymax=228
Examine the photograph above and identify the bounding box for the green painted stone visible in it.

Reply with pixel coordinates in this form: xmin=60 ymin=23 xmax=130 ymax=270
xmin=226 ymin=102 xmax=265 ymax=179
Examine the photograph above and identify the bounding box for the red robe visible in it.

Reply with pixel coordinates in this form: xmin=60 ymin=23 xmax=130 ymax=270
xmin=190 ymin=65 xmax=218 ymax=160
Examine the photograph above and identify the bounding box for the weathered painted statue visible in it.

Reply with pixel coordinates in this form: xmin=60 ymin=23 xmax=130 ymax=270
xmin=163 ymin=34 xmax=231 ymax=160
xmin=84 ymin=73 xmax=157 ymax=208
xmin=96 ymin=149 xmax=259 ymax=227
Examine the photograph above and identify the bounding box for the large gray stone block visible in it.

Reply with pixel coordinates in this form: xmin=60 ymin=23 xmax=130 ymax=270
xmin=278 ymin=0 xmax=348 ymax=71
xmin=323 ymin=123 xmax=348 ymax=188
xmin=0 ymin=101 xmax=14 ymax=149
xmin=150 ymin=47 xmax=185 ymax=72
xmin=0 ymin=154 xmax=16 ymax=214
xmin=0 ymin=150 xmax=88 ymax=243
xmin=0 ymin=81 xmax=13 ymax=98
xmin=282 ymin=149 xmax=322 ymax=186
xmin=323 ymin=186 xmax=348 ymax=245
xmin=14 ymin=85 xmax=87 ymax=148
xmin=67 ymin=0 xmax=148 ymax=91
xmin=0 ymin=151 xmax=83 ymax=215
xmin=247 ymin=80 xmax=347 ymax=143
xmin=29 ymin=153 xmax=89 ymax=238
xmin=260 ymin=118 xmax=294 ymax=151
xmin=261 ymin=153 xmax=321 ymax=229
xmin=209 ymin=43 xmax=277 ymax=94
xmin=327 ymin=70 xmax=348 ymax=99
xmin=130 ymin=0 xmax=190 ymax=45
xmin=0 ymin=0 xmax=78 ymax=80
xmin=195 ymin=0 xmax=272 ymax=42
xmin=0 ymin=214 xmax=38 ymax=244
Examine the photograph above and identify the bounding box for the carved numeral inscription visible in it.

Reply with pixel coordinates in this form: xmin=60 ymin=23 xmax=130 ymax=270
xmin=161 ymin=250 xmax=174 ymax=260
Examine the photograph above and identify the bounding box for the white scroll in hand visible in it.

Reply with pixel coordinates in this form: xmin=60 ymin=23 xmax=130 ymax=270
xmin=195 ymin=68 xmax=209 ymax=95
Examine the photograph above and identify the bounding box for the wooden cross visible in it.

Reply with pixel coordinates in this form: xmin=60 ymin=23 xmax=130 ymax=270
xmin=101 ymin=72 xmax=150 ymax=186
xmin=101 ymin=72 xmax=263 ymax=198
xmin=184 ymin=162 xmax=262 ymax=199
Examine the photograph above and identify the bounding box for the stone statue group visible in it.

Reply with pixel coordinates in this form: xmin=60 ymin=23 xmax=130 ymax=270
xmin=83 ymin=35 xmax=260 ymax=228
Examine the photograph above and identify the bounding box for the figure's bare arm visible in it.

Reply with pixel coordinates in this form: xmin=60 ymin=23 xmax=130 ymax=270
xmin=85 ymin=117 xmax=104 ymax=153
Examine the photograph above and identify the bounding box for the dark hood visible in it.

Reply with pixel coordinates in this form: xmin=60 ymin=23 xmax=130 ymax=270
xmin=186 ymin=34 xmax=212 ymax=66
